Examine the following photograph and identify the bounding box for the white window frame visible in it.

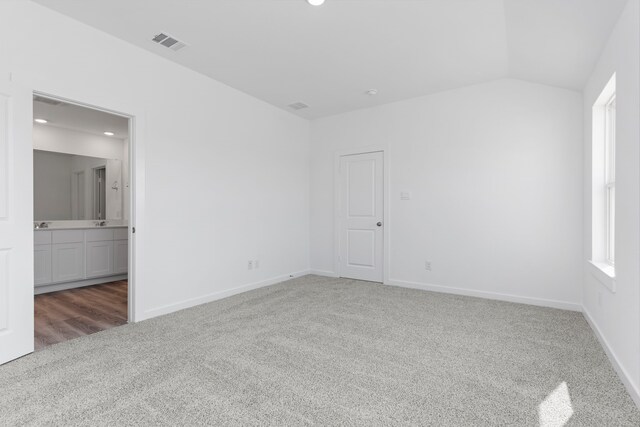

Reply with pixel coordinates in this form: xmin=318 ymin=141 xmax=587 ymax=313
xmin=604 ymin=94 xmax=616 ymax=266
xmin=590 ymin=73 xmax=616 ymax=290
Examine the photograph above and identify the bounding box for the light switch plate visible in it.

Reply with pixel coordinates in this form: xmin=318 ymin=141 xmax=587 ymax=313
xmin=400 ymin=191 xmax=412 ymax=200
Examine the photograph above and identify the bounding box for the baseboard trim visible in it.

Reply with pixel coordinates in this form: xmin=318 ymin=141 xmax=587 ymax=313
xmin=34 ymin=275 xmax=128 ymax=295
xmin=386 ymin=278 xmax=582 ymax=312
xmin=140 ymin=270 xmax=309 ymax=321
xmin=583 ymin=308 xmax=640 ymax=408
xmin=309 ymin=269 xmax=339 ymax=278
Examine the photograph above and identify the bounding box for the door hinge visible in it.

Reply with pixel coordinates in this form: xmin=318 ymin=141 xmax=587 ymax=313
xmin=132 ymin=227 xmax=136 ymax=234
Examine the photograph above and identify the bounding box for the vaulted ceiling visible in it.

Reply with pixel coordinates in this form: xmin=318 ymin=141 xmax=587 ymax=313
xmin=34 ymin=0 xmax=627 ymax=119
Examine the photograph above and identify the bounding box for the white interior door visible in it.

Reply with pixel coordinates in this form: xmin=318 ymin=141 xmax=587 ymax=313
xmin=0 ymin=78 xmax=34 ymax=364
xmin=339 ymin=151 xmax=384 ymax=282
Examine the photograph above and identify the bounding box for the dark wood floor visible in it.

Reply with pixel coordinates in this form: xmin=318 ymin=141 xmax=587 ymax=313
xmin=34 ymin=280 xmax=128 ymax=351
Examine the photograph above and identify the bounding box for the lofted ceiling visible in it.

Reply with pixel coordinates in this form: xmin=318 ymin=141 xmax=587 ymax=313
xmin=33 ymin=0 xmax=627 ymax=119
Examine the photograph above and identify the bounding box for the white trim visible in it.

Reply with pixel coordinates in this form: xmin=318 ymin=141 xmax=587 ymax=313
xmin=309 ymin=269 xmax=339 ymax=278
xmin=139 ymin=270 xmax=309 ymax=321
xmin=128 ymin=111 xmax=145 ymax=323
xmin=588 ymin=260 xmax=616 ymax=293
xmin=28 ymin=85 xmax=145 ymax=323
xmin=311 ymin=272 xmax=582 ymax=311
xmin=583 ymin=308 xmax=640 ymax=408
xmin=386 ymin=278 xmax=582 ymax=312
xmin=34 ymin=275 xmax=127 ymax=295
xmin=591 ymin=73 xmax=617 ymax=272
xmin=333 ymin=145 xmax=390 ymax=284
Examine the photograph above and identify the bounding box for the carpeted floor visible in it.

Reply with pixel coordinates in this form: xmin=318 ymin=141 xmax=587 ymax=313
xmin=0 ymin=275 xmax=638 ymax=425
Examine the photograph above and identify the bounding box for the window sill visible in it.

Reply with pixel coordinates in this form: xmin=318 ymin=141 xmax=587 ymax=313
xmin=588 ymin=260 xmax=616 ymax=293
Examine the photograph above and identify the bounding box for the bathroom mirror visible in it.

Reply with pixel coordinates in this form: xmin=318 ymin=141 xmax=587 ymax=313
xmin=34 ymin=150 xmax=123 ymax=221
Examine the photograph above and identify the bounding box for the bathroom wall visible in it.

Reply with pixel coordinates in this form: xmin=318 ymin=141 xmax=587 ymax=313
xmin=34 ymin=150 xmax=122 ymax=221
xmin=33 ymin=150 xmax=73 ymax=220
xmin=68 ymin=155 xmax=123 ymax=220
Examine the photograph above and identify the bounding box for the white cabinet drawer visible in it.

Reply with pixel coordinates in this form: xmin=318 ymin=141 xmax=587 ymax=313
xmin=86 ymin=229 xmax=114 ymax=242
xmin=34 ymin=231 xmax=52 ymax=245
xmin=52 ymin=230 xmax=84 ymax=244
xmin=113 ymin=228 xmax=128 ymax=241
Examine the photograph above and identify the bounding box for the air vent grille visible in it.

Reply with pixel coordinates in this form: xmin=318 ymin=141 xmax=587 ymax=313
xmin=152 ymin=33 xmax=187 ymax=51
xmin=288 ymin=102 xmax=309 ymax=110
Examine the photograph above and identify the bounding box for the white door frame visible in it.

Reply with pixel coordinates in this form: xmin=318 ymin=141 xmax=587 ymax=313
xmin=333 ymin=145 xmax=390 ymax=284
xmin=31 ymin=87 xmax=146 ymax=323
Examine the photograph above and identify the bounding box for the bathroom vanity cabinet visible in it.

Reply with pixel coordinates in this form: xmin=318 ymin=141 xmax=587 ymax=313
xmin=34 ymin=227 xmax=128 ymax=294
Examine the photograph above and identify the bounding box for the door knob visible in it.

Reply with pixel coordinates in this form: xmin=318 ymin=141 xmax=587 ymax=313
xmin=377 ymin=222 xmax=382 ymax=227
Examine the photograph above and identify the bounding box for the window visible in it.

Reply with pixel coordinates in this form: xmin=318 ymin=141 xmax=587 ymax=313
xmin=604 ymin=94 xmax=616 ymax=265
xmin=591 ymin=73 xmax=616 ymax=279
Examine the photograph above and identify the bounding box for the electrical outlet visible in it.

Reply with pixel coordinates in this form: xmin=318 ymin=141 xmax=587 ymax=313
xmin=255 ymin=260 xmax=260 ymax=269
xmin=425 ymin=261 xmax=432 ymax=271
xmin=248 ymin=260 xmax=253 ymax=270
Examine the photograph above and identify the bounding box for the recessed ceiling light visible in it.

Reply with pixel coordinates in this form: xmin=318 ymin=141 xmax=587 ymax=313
xmin=307 ymin=0 xmax=325 ymax=5
xmin=34 ymin=118 xmax=48 ymax=124
xmin=366 ymin=89 xmax=378 ymax=96
xmin=104 ymin=131 xmax=115 ymax=136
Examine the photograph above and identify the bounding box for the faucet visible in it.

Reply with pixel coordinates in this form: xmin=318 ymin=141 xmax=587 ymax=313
xmin=95 ymin=221 xmax=108 ymax=227
xmin=35 ymin=222 xmax=49 ymax=229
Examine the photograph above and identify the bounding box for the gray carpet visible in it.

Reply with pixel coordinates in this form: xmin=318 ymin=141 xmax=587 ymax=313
xmin=0 ymin=275 xmax=638 ymax=425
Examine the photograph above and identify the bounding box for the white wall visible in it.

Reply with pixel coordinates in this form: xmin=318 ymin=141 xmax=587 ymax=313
xmin=1 ymin=1 xmax=310 ymax=320
xmin=582 ymin=0 xmax=640 ymax=403
xmin=310 ymin=79 xmax=583 ymax=309
xmin=33 ymin=150 xmax=72 ymax=220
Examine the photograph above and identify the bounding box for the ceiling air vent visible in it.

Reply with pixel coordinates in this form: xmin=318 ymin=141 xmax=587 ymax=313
xmin=288 ymin=102 xmax=309 ymax=110
xmin=152 ymin=33 xmax=187 ymax=51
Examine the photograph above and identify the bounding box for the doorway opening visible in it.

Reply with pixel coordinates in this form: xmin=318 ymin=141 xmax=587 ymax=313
xmin=32 ymin=93 xmax=134 ymax=350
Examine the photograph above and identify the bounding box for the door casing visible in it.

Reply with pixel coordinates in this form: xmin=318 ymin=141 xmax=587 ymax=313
xmin=31 ymin=88 xmax=144 ymax=325
xmin=0 ymin=72 xmax=146 ymax=364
